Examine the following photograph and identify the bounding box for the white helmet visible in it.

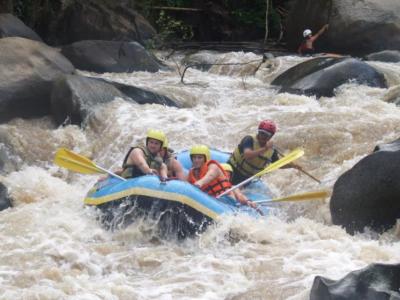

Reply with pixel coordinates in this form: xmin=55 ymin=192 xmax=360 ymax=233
xmin=303 ymin=29 xmax=312 ymax=37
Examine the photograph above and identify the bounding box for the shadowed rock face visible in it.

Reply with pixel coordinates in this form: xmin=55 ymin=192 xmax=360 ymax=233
xmin=0 ymin=37 xmax=74 ymax=124
xmin=330 ymin=138 xmax=400 ymax=234
xmin=286 ymin=0 xmax=400 ymax=56
xmin=0 ymin=13 xmax=42 ymax=41
xmin=104 ymin=80 xmax=181 ymax=108
xmin=61 ymin=40 xmax=163 ymax=73
xmin=40 ymin=0 xmax=156 ymax=45
xmin=51 ymin=75 xmax=181 ymax=127
xmin=271 ymin=57 xmax=386 ymax=98
xmin=51 ymin=74 xmax=126 ymax=126
xmin=310 ymin=263 xmax=400 ymax=300
xmin=0 ymin=182 xmax=12 ymax=211
xmin=365 ymin=50 xmax=400 ymax=63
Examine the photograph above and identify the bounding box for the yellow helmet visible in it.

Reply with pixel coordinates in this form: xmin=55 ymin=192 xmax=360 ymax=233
xmin=163 ymin=137 xmax=168 ymax=149
xmin=220 ymin=163 xmax=233 ymax=173
xmin=190 ymin=144 xmax=210 ymax=161
xmin=146 ymin=129 xmax=166 ymax=145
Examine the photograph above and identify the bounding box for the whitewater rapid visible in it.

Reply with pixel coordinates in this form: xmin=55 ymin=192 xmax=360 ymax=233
xmin=0 ymin=51 xmax=399 ymax=299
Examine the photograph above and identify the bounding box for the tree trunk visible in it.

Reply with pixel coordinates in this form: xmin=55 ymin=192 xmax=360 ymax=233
xmin=263 ymin=0 xmax=270 ymax=46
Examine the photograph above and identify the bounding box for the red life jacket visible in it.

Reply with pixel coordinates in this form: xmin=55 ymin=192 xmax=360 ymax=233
xmin=188 ymin=160 xmax=232 ymax=197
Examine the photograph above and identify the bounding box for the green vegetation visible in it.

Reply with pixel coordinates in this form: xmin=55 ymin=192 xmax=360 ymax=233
xmin=155 ymin=10 xmax=193 ymax=41
xmin=7 ymin=0 xmax=288 ymax=45
xmin=135 ymin=0 xmax=285 ymax=42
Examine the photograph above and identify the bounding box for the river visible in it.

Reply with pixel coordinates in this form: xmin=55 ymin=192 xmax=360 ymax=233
xmin=0 ymin=51 xmax=399 ymax=299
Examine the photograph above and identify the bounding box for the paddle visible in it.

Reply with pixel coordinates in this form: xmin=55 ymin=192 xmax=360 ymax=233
xmin=275 ymin=147 xmax=321 ymax=183
xmin=255 ymin=190 xmax=329 ymax=204
xmin=217 ymin=148 xmax=305 ymax=198
xmin=54 ymin=148 xmax=126 ymax=181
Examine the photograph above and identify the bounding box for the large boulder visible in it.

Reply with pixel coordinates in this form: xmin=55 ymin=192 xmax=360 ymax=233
xmin=61 ymin=40 xmax=163 ymax=73
xmin=51 ymin=75 xmax=181 ymax=126
xmin=310 ymin=263 xmax=400 ymax=300
xmin=0 ymin=182 xmax=12 ymax=211
xmin=103 ymin=80 xmax=181 ymax=108
xmin=44 ymin=0 xmax=156 ymax=45
xmin=271 ymin=57 xmax=387 ymax=98
xmin=330 ymin=138 xmax=400 ymax=234
xmin=0 ymin=13 xmax=42 ymax=41
xmin=51 ymin=74 xmax=126 ymax=126
xmin=286 ymin=0 xmax=400 ymax=56
xmin=0 ymin=37 xmax=75 ymax=123
xmin=365 ymin=50 xmax=400 ymax=63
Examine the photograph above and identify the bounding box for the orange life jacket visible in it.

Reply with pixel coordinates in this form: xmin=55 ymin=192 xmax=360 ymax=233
xmin=188 ymin=160 xmax=232 ymax=197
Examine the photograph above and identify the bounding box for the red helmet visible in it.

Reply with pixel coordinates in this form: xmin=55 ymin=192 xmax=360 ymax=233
xmin=258 ymin=120 xmax=276 ymax=135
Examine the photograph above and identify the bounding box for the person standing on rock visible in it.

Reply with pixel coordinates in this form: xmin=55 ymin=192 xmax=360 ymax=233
xmin=298 ymin=24 xmax=329 ymax=55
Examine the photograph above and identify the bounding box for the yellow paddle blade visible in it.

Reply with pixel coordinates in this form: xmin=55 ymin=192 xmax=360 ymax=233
xmin=257 ymin=148 xmax=305 ymax=177
xmin=54 ymin=148 xmax=105 ymax=175
xmin=258 ymin=190 xmax=329 ymax=204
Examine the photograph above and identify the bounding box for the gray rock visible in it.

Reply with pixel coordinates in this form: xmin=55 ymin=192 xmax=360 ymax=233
xmin=0 ymin=37 xmax=74 ymax=123
xmin=61 ymin=40 xmax=162 ymax=73
xmin=310 ymin=263 xmax=400 ymax=300
xmin=46 ymin=1 xmax=156 ymax=45
xmin=101 ymin=79 xmax=181 ymax=108
xmin=365 ymin=50 xmax=400 ymax=63
xmin=271 ymin=57 xmax=387 ymax=98
xmin=51 ymin=74 xmax=126 ymax=126
xmin=51 ymin=74 xmax=182 ymax=126
xmin=330 ymin=139 xmax=400 ymax=234
xmin=286 ymin=0 xmax=400 ymax=56
xmin=0 ymin=13 xmax=42 ymax=41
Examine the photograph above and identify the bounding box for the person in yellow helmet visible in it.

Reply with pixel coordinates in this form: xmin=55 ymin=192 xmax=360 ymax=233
xmin=120 ymin=129 xmax=168 ymax=180
xmin=187 ymin=145 xmax=233 ymax=197
xmin=160 ymin=137 xmax=186 ymax=180
xmin=220 ymin=163 xmax=257 ymax=209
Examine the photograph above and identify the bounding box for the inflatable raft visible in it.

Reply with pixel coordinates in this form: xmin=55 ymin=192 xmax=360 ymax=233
xmin=84 ymin=149 xmax=272 ymax=237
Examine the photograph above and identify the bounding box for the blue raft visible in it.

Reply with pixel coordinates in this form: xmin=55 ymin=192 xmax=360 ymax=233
xmin=84 ymin=149 xmax=272 ymax=237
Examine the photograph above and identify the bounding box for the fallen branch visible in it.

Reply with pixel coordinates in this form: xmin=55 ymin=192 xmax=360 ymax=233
xmin=150 ymin=6 xmax=203 ymax=12
xmin=180 ymin=59 xmax=262 ymax=85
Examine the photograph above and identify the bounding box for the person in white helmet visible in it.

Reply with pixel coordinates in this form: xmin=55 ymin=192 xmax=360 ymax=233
xmin=298 ymin=24 xmax=329 ymax=55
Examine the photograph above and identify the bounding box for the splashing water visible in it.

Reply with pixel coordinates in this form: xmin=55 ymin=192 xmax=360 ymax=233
xmin=0 ymin=51 xmax=399 ymax=299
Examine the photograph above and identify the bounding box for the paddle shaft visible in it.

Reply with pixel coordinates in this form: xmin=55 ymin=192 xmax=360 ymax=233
xmin=219 ymin=173 xmax=257 ymax=197
xmin=295 ymin=166 xmax=321 ymax=183
xmin=255 ymin=190 xmax=328 ymax=204
xmin=275 ymin=147 xmax=321 ymax=184
xmin=55 ymin=148 xmax=127 ymax=181
xmin=96 ymin=165 xmax=127 ymax=181
xmin=217 ymin=148 xmax=304 ymax=198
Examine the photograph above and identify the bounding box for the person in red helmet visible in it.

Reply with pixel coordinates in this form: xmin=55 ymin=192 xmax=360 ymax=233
xmin=227 ymin=120 xmax=280 ymax=185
